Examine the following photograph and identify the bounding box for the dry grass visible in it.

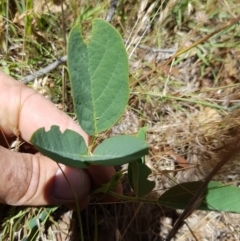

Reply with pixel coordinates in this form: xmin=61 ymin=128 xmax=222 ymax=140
xmin=1 ymin=0 xmax=240 ymax=240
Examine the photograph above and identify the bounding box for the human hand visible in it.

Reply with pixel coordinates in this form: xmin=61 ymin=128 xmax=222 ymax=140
xmin=0 ymin=71 xmax=122 ymax=209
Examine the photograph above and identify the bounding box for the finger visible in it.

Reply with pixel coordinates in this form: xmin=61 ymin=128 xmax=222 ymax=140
xmin=0 ymin=71 xmax=89 ymax=143
xmin=0 ymin=146 xmax=91 ymax=207
xmin=87 ymin=165 xmax=123 ymax=202
xmin=0 ymin=72 xmax=121 ymax=205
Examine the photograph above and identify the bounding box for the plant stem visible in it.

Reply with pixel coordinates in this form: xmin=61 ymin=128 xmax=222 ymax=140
xmin=104 ymin=190 xmax=159 ymax=205
xmin=57 ymin=164 xmax=84 ymax=241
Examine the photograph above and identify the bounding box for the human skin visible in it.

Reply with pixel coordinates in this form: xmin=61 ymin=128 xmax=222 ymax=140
xmin=0 ymin=71 xmax=122 ymax=209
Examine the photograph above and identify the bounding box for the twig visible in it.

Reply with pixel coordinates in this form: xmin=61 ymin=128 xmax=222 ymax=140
xmin=105 ymin=0 xmax=118 ymax=23
xmin=22 ymin=55 xmax=67 ymax=83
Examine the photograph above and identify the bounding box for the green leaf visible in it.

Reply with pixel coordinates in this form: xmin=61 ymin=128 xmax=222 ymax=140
xmin=128 ymin=161 xmax=155 ymax=198
xmin=31 ymin=127 xmax=148 ymax=168
xmin=158 ymin=181 xmax=240 ymax=213
xmin=31 ymin=126 xmax=89 ymax=168
xmin=127 ymin=127 xmax=154 ymax=198
xmin=158 ymin=181 xmax=206 ymax=210
xmin=136 ymin=127 xmax=147 ymax=164
xmin=87 ymin=135 xmax=149 ymax=166
xmin=68 ymin=19 xmax=129 ymax=136
xmin=136 ymin=127 xmax=147 ymax=140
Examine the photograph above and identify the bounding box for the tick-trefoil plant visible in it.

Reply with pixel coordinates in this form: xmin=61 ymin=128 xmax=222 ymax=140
xmin=30 ymin=19 xmax=155 ymax=198
xmin=30 ymin=19 xmax=240 ymax=213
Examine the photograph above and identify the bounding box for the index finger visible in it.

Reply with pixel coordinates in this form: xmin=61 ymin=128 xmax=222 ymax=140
xmin=0 ymin=71 xmax=89 ymax=144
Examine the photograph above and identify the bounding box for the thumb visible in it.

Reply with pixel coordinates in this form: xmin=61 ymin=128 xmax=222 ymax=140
xmin=0 ymin=146 xmax=91 ymax=209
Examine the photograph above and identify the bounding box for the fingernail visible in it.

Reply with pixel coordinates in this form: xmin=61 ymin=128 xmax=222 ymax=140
xmin=53 ymin=166 xmax=90 ymax=200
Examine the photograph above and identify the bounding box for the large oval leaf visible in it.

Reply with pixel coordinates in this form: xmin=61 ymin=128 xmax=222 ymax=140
xmin=68 ymin=19 xmax=129 ymax=136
